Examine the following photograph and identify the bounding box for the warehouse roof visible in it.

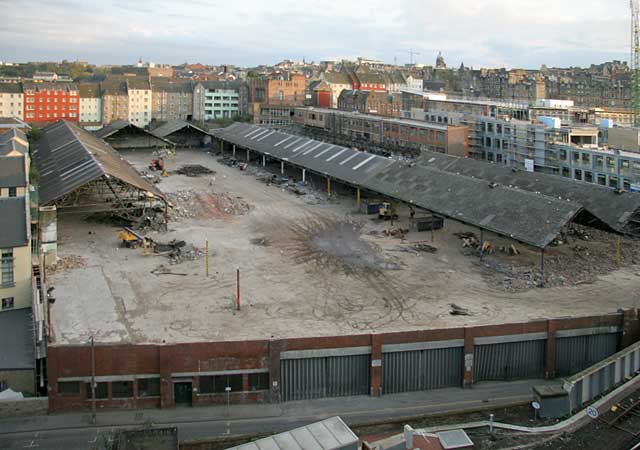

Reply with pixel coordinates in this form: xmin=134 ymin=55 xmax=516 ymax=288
xmin=33 ymin=120 xmax=164 ymax=204
xmin=0 ymin=197 xmax=28 ymax=248
xmin=213 ymin=123 xmax=588 ymax=247
xmin=226 ymin=417 xmax=357 ymax=450
xmin=0 ymin=308 xmax=34 ymax=370
xmin=419 ymin=151 xmax=640 ymax=234
xmin=151 ymin=120 xmax=211 ymax=138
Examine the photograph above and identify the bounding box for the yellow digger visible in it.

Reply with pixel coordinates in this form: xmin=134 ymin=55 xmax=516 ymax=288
xmin=378 ymin=202 xmax=399 ymax=221
xmin=118 ymin=227 xmax=153 ymax=249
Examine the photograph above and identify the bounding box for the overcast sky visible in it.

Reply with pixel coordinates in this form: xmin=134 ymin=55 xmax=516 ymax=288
xmin=0 ymin=0 xmax=631 ymax=69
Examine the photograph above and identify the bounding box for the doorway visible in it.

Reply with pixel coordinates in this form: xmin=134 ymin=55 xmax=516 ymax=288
xmin=174 ymin=382 xmax=193 ymax=406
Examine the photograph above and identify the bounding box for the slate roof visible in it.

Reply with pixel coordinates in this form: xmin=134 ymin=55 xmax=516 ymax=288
xmin=417 ymin=151 xmax=640 ymax=234
xmin=151 ymin=120 xmax=211 ymax=138
xmin=0 ymin=128 xmax=28 ymax=156
xmin=0 ymin=83 xmax=22 ymax=94
xmin=33 ymin=120 xmax=165 ymax=205
xmin=322 ymin=71 xmax=352 ymax=85
xmin=78 ymin=83 xmax=101 ymax=98
xmin=151 ymin=79 xmax=193 ymax=93
xmin=93 ymin=119 xmax=133 ymax=139
xmin=211 ymin=123 xmax=627 ymax=248
xmin=0 ymin=308 xmax=34 ymax=370
xmin=0 ymin=157 xmax=26 ymax=187
xmin=226 ymin=417 xmax=357 ymax=450
xmin=0 ymin=197 xmax=28 ymax=248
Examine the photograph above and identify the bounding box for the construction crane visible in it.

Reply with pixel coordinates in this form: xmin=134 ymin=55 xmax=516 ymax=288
xmin=408 ymin=48 xmax=421 ymax=65
xmin=631 ymin=0 xmax=640 ymax=126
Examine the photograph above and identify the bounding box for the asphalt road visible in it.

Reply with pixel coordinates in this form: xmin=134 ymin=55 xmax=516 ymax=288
xmin=0 ymin=391 xmax=533 ymax=450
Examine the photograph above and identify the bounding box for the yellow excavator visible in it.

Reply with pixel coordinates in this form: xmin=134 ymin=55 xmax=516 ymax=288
xmin=118 ymin=227 xmax=154 ymax=249
xmin=378 ymin=202 xmax=399 ymax=221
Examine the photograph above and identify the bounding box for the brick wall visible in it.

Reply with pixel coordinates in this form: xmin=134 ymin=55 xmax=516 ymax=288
xmin=47 ymin=309 xmax=639 ymax=411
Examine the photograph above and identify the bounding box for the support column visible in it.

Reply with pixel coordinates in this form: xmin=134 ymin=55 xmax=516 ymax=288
xmin=540 ymin=249 xmax=545 ymax=287
xmin=232 ymin=144 xmax=236 ymax=158
xmin=327 ymin=177 xmax=331 ymax=197
xmin=302 ymin=169 xmax=306 ymax=183
xmin=219 ymin=140 xmax=223 ymax=153
xmin=268 ymin=339 xmax=286 ymax=403
xmin=246 ymin=149 xmax=250 ymax=162
xmin=370 ymin=334 xmax=382 ymax=397
xmin=158 ymin=346 xmax=174 ymax=408
xmin=463 ymin=327 xmax=474 ymax=388
xmin=280 ymin=161 xmax=285 ymax=175
xmin=356 ymin=187 xmax=361 ymax=210
xmin=621 ymin=308 xmax=640 ymax=349
xmin=262 ymin=155 xmax=266 ymax=167
xmin=545 ymin=319 xmax=558 ymax=379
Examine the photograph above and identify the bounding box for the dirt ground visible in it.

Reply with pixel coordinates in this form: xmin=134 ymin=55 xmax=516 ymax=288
xmin=49 ymin=148 xmax=640 ymax=345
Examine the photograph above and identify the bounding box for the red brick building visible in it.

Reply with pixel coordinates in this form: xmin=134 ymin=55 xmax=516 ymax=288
xmin=249 ymin=72 xmax=307 ymax=106
xmin=23 ymin=82 xmax=79 ymax=124
xmin=46 ymin=310 xmax=639 ymax=412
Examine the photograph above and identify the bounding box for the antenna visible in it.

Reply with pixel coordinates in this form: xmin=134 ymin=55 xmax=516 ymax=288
xmin=408 ymin=49 xmax=420 ymax=65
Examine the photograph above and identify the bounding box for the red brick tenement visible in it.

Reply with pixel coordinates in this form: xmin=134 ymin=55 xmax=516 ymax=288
xmin=23 ymin=82 xmax=79 ymax=124
xmin=47 ymin=309 xmax=639 ymax=412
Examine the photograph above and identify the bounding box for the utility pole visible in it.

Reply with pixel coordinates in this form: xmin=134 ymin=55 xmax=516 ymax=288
xmin=90 ymin=336 xmax=96 ymax=425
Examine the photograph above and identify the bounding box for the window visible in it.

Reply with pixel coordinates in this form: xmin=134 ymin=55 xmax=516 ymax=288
xmin=1 ymin=297 xmax=14 ymax=309
xmin=248 ymin=373 xmax=269 ymax=391
xmin=1 ymin=249 xmax=14 ymax=287
xmin=85 ymin=382 xmax=108 ymax=399
xmin=199 ymin=374 xmax=243 ymax=394
xmin=137 ymin=378 xmax=160 ymax=397
xmin=58 ymin=381 xmax=80 ymax=396
xmin=8 ymin=187 xmax=16 ymax=197
xmin=111 ymin=380 xmax=134 ymax=398
xmin=597 ymin=174 xmax=607 ymax=185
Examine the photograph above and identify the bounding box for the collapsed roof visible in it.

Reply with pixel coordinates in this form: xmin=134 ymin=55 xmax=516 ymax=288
xmin=212 ymin=123 xmax=640 ymax=248
xmin=33 ymin=120 xmax=165 ymax=205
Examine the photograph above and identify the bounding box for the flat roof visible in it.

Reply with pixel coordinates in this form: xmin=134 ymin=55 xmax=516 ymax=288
xmin=299 ymin=107 xmax=454 ymax=131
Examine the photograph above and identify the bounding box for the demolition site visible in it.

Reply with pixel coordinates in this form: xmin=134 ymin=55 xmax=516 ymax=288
xmin=32 ymin=120 xmax=640 ymax=412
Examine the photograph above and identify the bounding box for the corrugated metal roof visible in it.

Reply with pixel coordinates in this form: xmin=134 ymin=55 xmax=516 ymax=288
xmin=0 ymin=308 xmax=34 ymax=370
xmin=33 ymin=120 xmax=165 ymax=205
xmin=226 ymin=417 xmax=357 ymax=450
xmin=151 ymin=120 xmax=211 ymax=138
xmin=94 ymin=120 xmax=175 ymax=148
xmin=213 ymin=123 xmax=583 ymax=248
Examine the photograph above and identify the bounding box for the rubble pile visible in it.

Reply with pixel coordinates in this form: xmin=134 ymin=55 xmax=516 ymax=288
xmin=175 ymin=165 xmax=215 ymax=177
xmin=167 ymin=190 xmax=198 ymax=220
xmin=470 ymin=224 xmax=640 ymax=292
xmin=47 ymin=255 xmax=88 ymax=276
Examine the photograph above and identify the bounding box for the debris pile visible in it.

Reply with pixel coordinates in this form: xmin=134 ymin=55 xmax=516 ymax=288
xmin=250 ymin=237 xmax=271 ymax=246
xmin=47 ymin=255 xmax=88 ymax=276
xmin=153 ymin=239 xmax=204 ymax=265
xmin=175 ymin=165 xmax=215 ymax=177
xmin=167 ymin=190 xmax=251 ymax=221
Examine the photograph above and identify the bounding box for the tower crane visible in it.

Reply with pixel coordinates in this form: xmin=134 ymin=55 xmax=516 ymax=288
xmin=631 ymin=0 xmax=640 ymax=125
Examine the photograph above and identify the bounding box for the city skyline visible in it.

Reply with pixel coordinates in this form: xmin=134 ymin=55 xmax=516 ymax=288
xmin=0 ymin=0 xmax=632 ymax=69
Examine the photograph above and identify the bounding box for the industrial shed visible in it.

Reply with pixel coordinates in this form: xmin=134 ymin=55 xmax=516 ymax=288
xmin=33 ymin=120 xmax=167 ymax=222
xmin=212 ymin=122 xmax=602 ymax=248
xmin=95 ymin=120 xmax=174 ymax=150
xmin=150 ymin=120 xmax=212 ymax=148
